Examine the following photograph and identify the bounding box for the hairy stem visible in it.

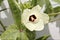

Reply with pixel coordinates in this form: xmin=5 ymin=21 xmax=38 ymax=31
xmin=48 ymin=12 xmax=60 ymax=16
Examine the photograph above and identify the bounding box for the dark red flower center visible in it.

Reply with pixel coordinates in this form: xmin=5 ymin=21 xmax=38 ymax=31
xmin=29 ymin=15 xmax=37 ymax=22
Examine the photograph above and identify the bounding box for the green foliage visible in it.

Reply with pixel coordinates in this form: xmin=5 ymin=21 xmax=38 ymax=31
xmin=7 ymin=0 xmax=36 ymax=40
xmin=0 ymin=0 xmax=3 ymax=5
xmin=8 ymin=0 xmax=22 ymax=29
xmin=23 ymin=1 xmax=32 ymax=9
xmin=52 ymin=7 xmax=60 ymax=17
xmin=26 ymin=29 xmax=35 ymax=40
xmin=18 ymin=31 xmax=29 ymax=40
xmin=0 ymin=24 xmax=29 ymax=40
xmin=36 ymin=35 xmax=50 ymax=40
xmin=53 ymin=6 xmax=60 ymax=13
xmin=0 ymin=0 xmax=60 ymax=40
xmin=37 ymin=0 xmax=45 ymax=7
xmin=31 ymin=0 xmax=45 ymax=7
xmin=44 ymin=0 xmax=53 ymax=14
xmin=48 ymin=6 xmax=60 ymax=18
xmin=19 ymin=1 xmax=32 ymax=11
xmin=31 ymin=0 xmax=37 ymax=7
xmin=1 ymin=24 xmax=20 ymax=40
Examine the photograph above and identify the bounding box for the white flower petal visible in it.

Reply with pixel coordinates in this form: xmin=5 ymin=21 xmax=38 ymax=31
xmin=34 ymin=19 xmax=44 ymax=31
xmin=40 ymin=13 xmax=49 ymax=24
xmin=31 ymin=5 xmax=41 ymax=12
xmin=24 ymin=19 xmax=44 ymax=31
xmin=24 ymin=22 xmax=36 ymax=31
xmin=22 ymin=9 xmax=31 ymax=23
xmin=21 ymin=5 xmax=49 ymax=31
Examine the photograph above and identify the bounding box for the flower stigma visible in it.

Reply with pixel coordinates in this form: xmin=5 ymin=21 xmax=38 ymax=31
xmin=29 ymin=15 xmax=37 ymax=22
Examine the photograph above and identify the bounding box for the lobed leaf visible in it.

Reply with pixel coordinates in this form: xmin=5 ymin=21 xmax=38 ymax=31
xmin=1 ymin=24 xmax=20 ymax=40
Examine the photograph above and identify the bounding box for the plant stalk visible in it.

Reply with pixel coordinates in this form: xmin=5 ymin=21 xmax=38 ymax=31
xmin=48 ymin=12 xmax=60 ymax=16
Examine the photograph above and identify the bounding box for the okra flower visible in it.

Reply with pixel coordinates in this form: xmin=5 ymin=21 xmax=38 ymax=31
xmin=21 ymin=5 xmax=49 ymax=31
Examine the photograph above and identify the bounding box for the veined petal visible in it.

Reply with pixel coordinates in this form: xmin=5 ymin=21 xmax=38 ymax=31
xmin=40 ymin=13 xmax=49 ymax=24
xmin=31 ymin=5 xmax=41 ymax=12
xmin=34 ymin=19 xmax=44 ymax=31
xmin=24 ymin=22 xmax=36 ymax=31
xmin=24 ymin=19 xmax=44 ymax=31
xmin=21 ymin=9 xmax=31 ymax=23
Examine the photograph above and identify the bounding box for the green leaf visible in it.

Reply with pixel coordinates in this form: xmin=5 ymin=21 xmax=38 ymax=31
xmin=19 ymin=1 xmax=32 ymax=12
xmin=17 ymin=31 xmax=29 ymax=40
xmin=8 ymin=0 xmax=22 ymax=29
xmin=49 ymin=6 xmax=60 ymax=17
xmin=0 ymin=0 xmax=3 ymax=5
xmin=31 ymin=0 xmax=45 ymax=7
xmin=31 ymin=0 xmax=37 ymax=7
xmin=1 ymin=24 xmax=20 ymax=40
xmin=6 ymin=24 xmax=18 ymax=30
xmin=19 ymin=2 xmax=24 ymax=11
xmin=37 ymin=0 xmax=45 ymax=7
xmin=36 ymin=35 xmax=50 ymax=40
xmin=23 ymin=1 xmax=32 ymax=9
xmin=0 ymin=24 xmax=29 ymax=40
xmin=20 ymin=31 xmax=29 ymax=40
xmin=53 ymin=0 xmax=60 ymax=4
xmin=53 ymin=6 xmax=60 ymax=13
xmin=26 ymin=29 xmax=36 ymax=40
xmin=44 ymin=0 xmax=53 ymax=14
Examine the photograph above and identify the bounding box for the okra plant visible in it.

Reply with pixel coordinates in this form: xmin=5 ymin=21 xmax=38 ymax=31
xmin=0 ymin=0 xmax=60 ymax=40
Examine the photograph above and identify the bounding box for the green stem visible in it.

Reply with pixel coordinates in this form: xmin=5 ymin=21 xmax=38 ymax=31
xmin=0 ymin=21 xmax=6 ymax=31
xmin=48 ymin=12 xmax=60 ymax=16
xmin=8 ymin=0 xmax=23 ymax=29
xmin=48 ymin=12 xmax=60 ymax=22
